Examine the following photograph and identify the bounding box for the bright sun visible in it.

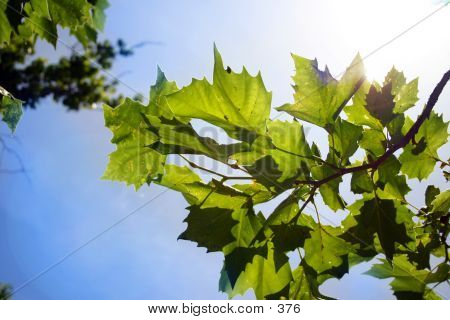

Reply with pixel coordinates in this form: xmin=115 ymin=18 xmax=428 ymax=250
xmin=329 ymin=0 xmax=447 ymax=82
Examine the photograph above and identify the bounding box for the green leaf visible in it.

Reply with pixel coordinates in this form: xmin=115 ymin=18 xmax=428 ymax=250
xmin=384 ymin=67 xmax=419 ymax=113
xmin=179 ymin=205 xmax=238 ymax=252
xmin=364 ymin=82 xmax=395 ymax=126
xmin=288 ymin=264 xmax=319 ymax=300
xmin=266 ymin=194 xmax=301 ymax=225
xmin=271 ymin=223 xmax=312 ymax=253
xmin=145 ymin=70 xmax=248 ymax=163
xmin=148 ymin=67 xmax=179 ymax=118
xmin=345 ymin=80 xmax=383 ymax=130
xmin=265 ymin=120 xmax=312 ymax=181
xmin=71 ymin=24 xmax=98 ymax=48
xmin=387 ymin=114 xmax=405 ymax=145
xmin=220 ymin=245 xmax=268 ymax=291
xmin=0 ymin=94 xmax=23 ymax=133
xmin=1 ymin=0 xmax=103 ymax=48
xmin=242 ymin=155 xmax=297 ymax=192
xmin=266 ymin=196 xmax=314 ymax=252
xmin=161 ymin=177 xmax=264 ymax=252
xmin=156 ymin=165 xmax=201 ymax=197
xmin=399 ymin=150 xmax=436 ymax=181
xmin=394 ymin=78 xmax=419 ymax=113
xmin=359 ymin=129 xmax=386 ymax=157
xmin=304 ymin=224 xmax=352 ymax=274
xmin=365 ymin=255 xmax=444 ymax=299
xmin=29 ymin=16 xmax=58 ymax=47
xmin=232 ymin=182 xmax=272 ymax=205
xmin=31 ymin=0 xmax=51 ymax=19
xmin=407 ymin=232 xmax=438 ymax=270
xmin=164 ymin=46 xmax=271 ymax=136
xmin=431 ymin=190 xmax=450 ymax=216
xmin=220 ymin=242 xmax=292 ymax=299
xmin=378 ymin=175 xmax=411 ymax=201
xmin=103 ymin=98 xmax=165 ymax=189
xmin=329 ymin=118 xmax=363 ymax=164
xmin=364 ymin=258 xmax=392 ymax=279
xmin=399 ymin=111 xmax=449 ymax=180
xmin=355 ymin=69 xmax=418 ymax=129
xmin=226 ymin=202 xmax=264 ymax=251
xmin=103 ymin=69 xmax=185 ymax=189
xmin=92 ymin=0 xmax=109 ymax=30
xmin=23 ymin=2 xmax=58 ymax=47
xmin=426 ymin=263 xmax=450 ymax=284
xmin=425 ymin=185 xmax=440 ymax=208
xmin=311 ymin=158 xmax=345 ymax=211
xmin=156 ymin=122 xmax=246 ymax=163
xmin=0 ymin=2 xmax=15 ymax=43
xmin=378 ymin=155 xmax=401 ymax=180
xmin=377 ymin=156 xmax=411 ymax=201
xmin=232 ymin=119 xmax=312 ymax=182
xmin=384 ymin=67 xmax=406 ymax=95
xmin=342 ymin=198 xmax=414 ymax=260
xmin=350 ymin=170 xmax=373 ymax=194
xmin=171 ymin=187 xmax=258 ymax=257
xmin=277 ymin=53 xmax=364 ymax=128
xmin=47 ymin=0 xmax=92 ymax=29
xmin=368 ymin=255 xmax=429 ymax=292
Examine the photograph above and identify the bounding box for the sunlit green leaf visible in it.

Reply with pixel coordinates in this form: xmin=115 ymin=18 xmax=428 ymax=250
xmin=232 ymin=182 xmax=273 ymax=205
xmin=304 ymin=224 xmax=352 ymax=274
xmin=359 ymin=129 xmax=386 ymax=157
xmin=345 ymin=80 xmax=383 ymax=130
xmin=288 ymin=264 xmax=319 ymax=300
xmin=103 ymin=98 xmax=165 ymax=189
xmin=0 ymin=94 xmax=23 ymax=133
xmin=329 ymin=118 xmax=363 ymax=164
xmin=232 ymin=119 xmax=312 ymax=182
xmin=311 ymin=158 xmax=345 ymax=211
xmin=220 ymin=242 xmax=292 ymax=299
xmin=430 ymin=190 xmax=450 ymax=216
xmin=399 ymin=111 xmax=449 ymax=180
xmin=277 ymin=53 xmax=364 ymax=128
xmin=365 ymin=255 xmax=443 ymax=299
xmin=384 ymin=67 xmax=419 ymax=113
xmin=165 ymin=46 xmax=271 ymax=137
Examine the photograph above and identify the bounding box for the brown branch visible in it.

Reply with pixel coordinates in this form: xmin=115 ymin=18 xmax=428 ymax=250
xmin=295 ymin=69 xmax=450 ymax=189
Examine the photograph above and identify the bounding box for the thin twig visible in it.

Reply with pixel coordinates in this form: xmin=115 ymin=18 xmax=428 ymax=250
xmin=179 ymin=154 xmax=252 ymax=181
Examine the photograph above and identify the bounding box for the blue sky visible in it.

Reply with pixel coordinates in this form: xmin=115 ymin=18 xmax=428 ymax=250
xmin=0 ymin=0 xmax=449 ymax=299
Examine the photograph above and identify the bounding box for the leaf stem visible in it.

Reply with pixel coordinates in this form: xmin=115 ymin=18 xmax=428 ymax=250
xmin=274 ymin=145 xmax=340 ymax=170
xmin=179 ymin=154 xmax=253 ymax=181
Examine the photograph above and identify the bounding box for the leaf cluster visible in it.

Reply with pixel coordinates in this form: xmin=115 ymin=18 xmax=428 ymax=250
xmin=0 ymin=37 xmax=133 ymax=111
xmin=0 ymin=0 xmax=109 ymax=48
xmin=103 ymin=46 xmax=450 ymax=299
xmin=0 ymin=1 xmax=136 ymax=132
xmin=0 ymin=0 xmax=112 ymax=132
